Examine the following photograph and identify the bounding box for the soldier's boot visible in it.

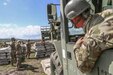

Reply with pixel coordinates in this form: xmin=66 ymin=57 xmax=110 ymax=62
xmin=14 ymin=57 xmax=17 ymax=63
xmin=16 ymin=67 xmax=19 ymax=71
xmin=11 ymin=62 xmax=14 ymax=66
xmin=23 ymin=56 xmax=25 ymax=62
xmin=29 ymin=52 xmax=31 ymax=58
xmin=11 ymin=59 xmax=14 ymax=66
xmin=16 ymin=58 xmax=21 ymax=70
xmin=26 ymin=54 xmax=28 ymax=58
xmin=16 ymin=63 xmax=21 ymax=70
xmin=27 ymin=53 xmax=30 ymax=59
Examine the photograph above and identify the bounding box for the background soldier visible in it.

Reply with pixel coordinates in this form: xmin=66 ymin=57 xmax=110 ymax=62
xmin=41 ymin=39 xmax=45 ymax=45
xmin=21 ymin=41 xmax=26 ymax=62
xmin=1 ymin=42 xmax=7 ymax=47
xmin=16 ymin=40 xmax=22 ymax=70
xmin=65 ymin=0 xmax=113 ymax=73
xmin=10 ymin=37 xmax=16 ymax=66
xmin=26 ymin=40 xmax=31 ymax=59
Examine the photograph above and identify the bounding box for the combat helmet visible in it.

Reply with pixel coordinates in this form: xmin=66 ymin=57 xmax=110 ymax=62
xmin=65 ymin=0 xmax=90 ymax=19
xmin=11 ymin=37 xmax=16 ymax=41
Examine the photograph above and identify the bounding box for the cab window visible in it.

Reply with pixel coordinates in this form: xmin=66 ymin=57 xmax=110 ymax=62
xmin=102 ymin=0 xmax=112 ymax=10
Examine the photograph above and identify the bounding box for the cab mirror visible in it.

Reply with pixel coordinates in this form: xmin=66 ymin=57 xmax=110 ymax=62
xmin=47 ymin=4 xmax=57 ymax=22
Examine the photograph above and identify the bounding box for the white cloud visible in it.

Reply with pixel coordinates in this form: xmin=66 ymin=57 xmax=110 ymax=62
xmin=3 ymin=2 xmax=7 ymax=6
xmin=0 ymin=24 xmax=41 ymax=39
xmin=3 ymin=0 xmax=11 ymax=6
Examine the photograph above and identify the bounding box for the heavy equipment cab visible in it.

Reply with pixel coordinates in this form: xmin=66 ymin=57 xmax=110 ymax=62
xmin=41 ymin=26 xmax=51 ymax=40
xmin=47 ymin=0 xmax=113 ymax=75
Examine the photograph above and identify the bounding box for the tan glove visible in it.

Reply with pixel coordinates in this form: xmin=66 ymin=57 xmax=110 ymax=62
xmin=73 ymin=37 xmax=84 ymax=50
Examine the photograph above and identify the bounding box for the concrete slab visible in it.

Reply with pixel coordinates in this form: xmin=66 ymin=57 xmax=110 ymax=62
xmin=41 ymin=58 xmax=51 ymax=75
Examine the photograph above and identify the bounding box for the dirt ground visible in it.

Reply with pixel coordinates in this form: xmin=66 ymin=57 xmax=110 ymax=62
xmin=0 ymin=52 xmax=46 ymax=75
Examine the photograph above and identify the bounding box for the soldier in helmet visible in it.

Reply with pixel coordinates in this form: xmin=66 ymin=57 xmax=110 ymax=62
xmin=21 ymin=41 xmax=26 ymax=62
xmin=16 ymin=40 xmax=22 ymax=70
xmin=65 ymin=0 xmax=113 ymax=73
xmin=10 ymin=37 xmax=16 ymax=66
xmin=26 ymin=40 xmax=31 ymax=59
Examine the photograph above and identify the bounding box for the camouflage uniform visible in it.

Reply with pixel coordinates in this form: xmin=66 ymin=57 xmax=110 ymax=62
xmin=26 ymin=41 xmax=31 ymax=58
xmin=21 ymin=42 xmax=26 ymax=62
xmin=73 ymin=9 xmax=113 ymax=73
xmin=10 ymin=41 xmax=16 ymax=66
xmin=16 ymin=41 xmax=22 ymax=70
xmin=2 ymin=42 xmax=7 ymax=47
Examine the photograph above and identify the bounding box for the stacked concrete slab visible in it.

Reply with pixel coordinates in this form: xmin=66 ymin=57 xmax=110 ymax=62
xmin=35 ymin=42 xmax=55 ymax=58
xmin=35 ymin=43 xmax=46 ymax=58
xmin=44 ymin=42 xmax=55 ymax=56
xmin=0 ymin=47 xmax=11 ymax=65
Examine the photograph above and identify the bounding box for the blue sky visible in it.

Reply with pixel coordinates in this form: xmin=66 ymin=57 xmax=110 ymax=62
xmin=0 ymin=0 xmax=60 ymax=39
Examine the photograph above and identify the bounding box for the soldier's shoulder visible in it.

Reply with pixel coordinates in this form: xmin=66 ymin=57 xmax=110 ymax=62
xmin=98 ymin=9 xmax=113 ymax=18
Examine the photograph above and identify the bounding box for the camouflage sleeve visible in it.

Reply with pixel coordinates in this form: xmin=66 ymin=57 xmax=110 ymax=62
xmin=98 ymin=9 xmax=113 ymax=18
xmin=73 ymin=31 xmax=101 ymax=73
xmin=73 ymin=17 xmax=113 ymax=73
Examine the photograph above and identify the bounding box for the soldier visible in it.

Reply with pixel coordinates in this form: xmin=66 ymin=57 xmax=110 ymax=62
xmin=10 ymin=37 xmax=16 ymax=66
xmin=2 ymin=42 xmax=7 ymax=47
xmin=21 ymin=41 xmax=26 ymax=62
xmin=26 ymin=40 xmax=31 ymax=59
xmin=16 ymin=40 xmax=22 ymax=70
xmin=65 ymin=0 xmax=113 ymax=73
xmin=41 ymin=39 xmax=45 ymax=45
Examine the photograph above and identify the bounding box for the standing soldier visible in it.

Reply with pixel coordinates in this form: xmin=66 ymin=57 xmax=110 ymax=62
xmin=10 ymin=37 xmax=16 ymax=66
xmin=26 ymin=40 xmax=31 ymax=59
xmin=41 ymin=39 xmax=45 ymax=44
xmin=16 ymin=40 xmax=22 ymax=70
xmin=2 ymin=42 xmax=7 ymax=47
xmin=21 ymin=41 xmax=26 ymax=62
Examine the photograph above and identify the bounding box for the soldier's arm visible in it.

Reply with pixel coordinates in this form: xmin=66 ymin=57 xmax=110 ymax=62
xmin=73 ymin=32 xmax=101 ymax=73
xmin=98 ymin=9 xmax=113 ymax=18
xmin=15 ymin=44 xmax=19 ymax=54
xmin=73 ymin=21 xmax=113 ymax=73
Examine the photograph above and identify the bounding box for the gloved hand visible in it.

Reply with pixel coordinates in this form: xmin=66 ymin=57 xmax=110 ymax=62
xmin=73 ymin=37 xmax=84 ymax=50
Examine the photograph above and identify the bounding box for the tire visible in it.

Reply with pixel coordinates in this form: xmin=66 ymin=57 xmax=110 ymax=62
xmin=50 ymin=51 xmax=63 ymax=75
